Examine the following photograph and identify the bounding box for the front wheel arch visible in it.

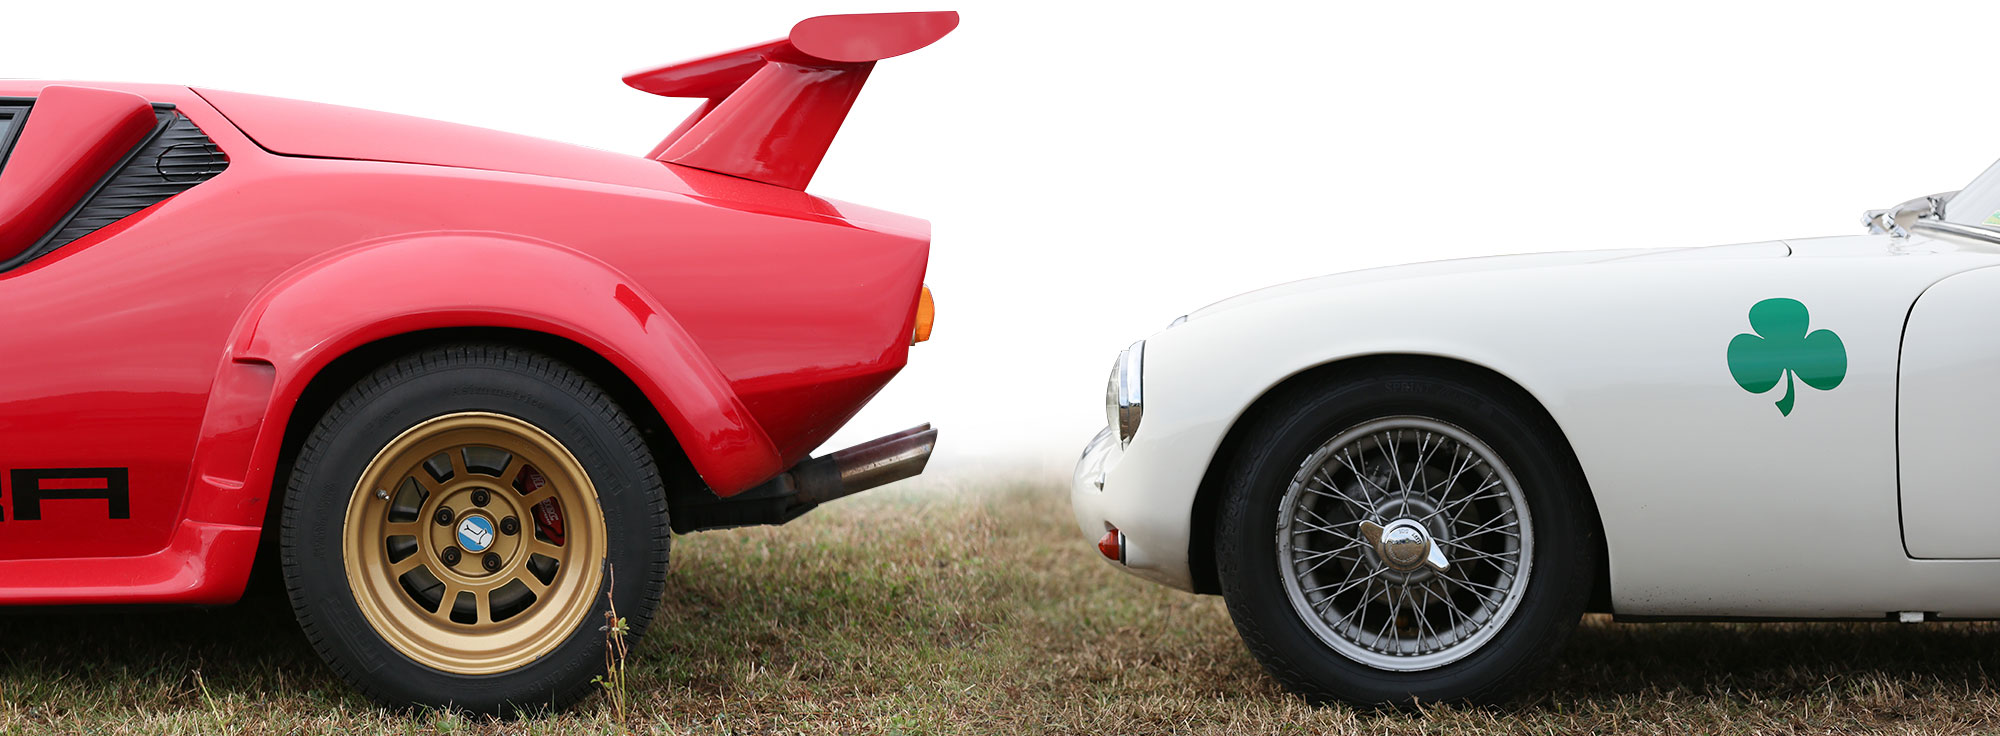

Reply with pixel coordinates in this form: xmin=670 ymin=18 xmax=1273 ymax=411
xmin=1186 ymin=354 xmax=1609 ymax=613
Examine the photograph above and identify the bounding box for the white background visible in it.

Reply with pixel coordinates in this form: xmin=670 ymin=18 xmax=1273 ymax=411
xmin=10 ymin=1 xmax=2000 ymax=477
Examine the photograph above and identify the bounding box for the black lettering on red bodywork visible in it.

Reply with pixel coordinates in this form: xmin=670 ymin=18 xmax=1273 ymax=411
xmin=9 ymin=468 xmax=130 ymax=521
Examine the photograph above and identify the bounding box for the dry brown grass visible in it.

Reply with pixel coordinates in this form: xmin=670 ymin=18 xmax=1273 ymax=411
xmin=6 ymin=477 xmax=2000 ymax=734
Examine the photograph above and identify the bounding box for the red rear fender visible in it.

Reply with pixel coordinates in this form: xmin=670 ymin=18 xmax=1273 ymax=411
xmin=219 ymin=233 xmax=785 ymax=517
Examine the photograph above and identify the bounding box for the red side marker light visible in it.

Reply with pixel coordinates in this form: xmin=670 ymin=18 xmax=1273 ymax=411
xmin=1097 ymin=528 xmax=1125 ymax=564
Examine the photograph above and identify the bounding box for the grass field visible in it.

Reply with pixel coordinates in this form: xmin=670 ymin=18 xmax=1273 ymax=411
xmin=6 ymin=477 xmax=2000 ymax=735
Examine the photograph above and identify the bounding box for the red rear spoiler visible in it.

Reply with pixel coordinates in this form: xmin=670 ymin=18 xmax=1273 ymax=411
xmin=624 ymin=11 xmax=959 ymax=191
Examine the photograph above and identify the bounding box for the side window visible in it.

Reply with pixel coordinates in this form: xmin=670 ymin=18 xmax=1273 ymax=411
xmin=0 ymin=103 xmax=28 ymax=174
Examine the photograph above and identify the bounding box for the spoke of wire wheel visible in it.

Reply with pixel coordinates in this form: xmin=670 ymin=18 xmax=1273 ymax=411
xmin=1298 ymin=503 xmax=1360 ymax=544
xmin=1424 ymin=448 xmax=1482 ymax=505
xmin=1355 ymin=579 xmax=1379 ymax=645
xmin=1434 ymin=582 xmax=1465 ymax=643
xmin=1433 ymin=574 xmax=1492 ymax=619
xmin=1439 ymin=571 xmax=1512 ymax=597
xmin=1440 ymin=468 xmax=1504 ymax=508
xmin=1334 ymin=586 xmax=1371 ymax=628
xmin=1292 ymin=537 xmax=1367 ymax=562
xmin=1397 ymin=431 xmax=1421 ymax=500
xmin=1453 ymin=515 xmax=1521 ymax=541
xmin=1410 ymin=431 xmax=1444 ymax=506
xmin=1416 ymin=438 xmax=1463 ymax=497
xmin=1426 ymin=474 xmax=1503 ymax=523
xmin=1337 ymin=447 xmax=1393 ymax=501
xmin=1377 ymin=581 xmax=1403 ymax=648
xmin=1409 ymin=583 xmax=1435 ymax=647
xmin=1294 ymin=540 xmax=1368 ymax=578
xmin=1437 ymin=488 xmax=1509 ymax=523
xmin=1392 ymin=580 xmax=1408 ymax=648
xmin=1434 ymin=539 xmax=1521 ymax=568
xmin=1317 ymin=569 xmax=1378 ymax=620
xmin=1305 ymin=471 xmax=1376 ymax=519
xmin=1417 ymin=584 xmax=1444 ymax=648
xmin=1320 ymin=554 xmax=1379 ymax=601
xmin=1295 ymin=554 xmax=1344 ymax=581
xmin=1344 ymin=577 xmax=1376 ymax=633
xmin=1291 ymin=517 xmax=1364 ymax=537
xmin=1382 ymin=579 xmax=1412 ymax=648
xmin=1305 ymin=566 xmax=1384 ymax=598
xmin=1380 ymin=431 xmax=1409 ymax=507
xmin=1294 ymin=538 xmax=1368 ymax=567
xmin=1445 ymin=488 xmax=1508 ymax=527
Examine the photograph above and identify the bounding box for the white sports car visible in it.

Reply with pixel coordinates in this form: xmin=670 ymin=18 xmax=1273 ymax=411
xmin=1073 ymin=160 xmax=2000 ymax=705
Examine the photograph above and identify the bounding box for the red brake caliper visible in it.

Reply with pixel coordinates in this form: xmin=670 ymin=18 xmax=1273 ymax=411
xmin=512 ymin=465 xmax=566 ymax=546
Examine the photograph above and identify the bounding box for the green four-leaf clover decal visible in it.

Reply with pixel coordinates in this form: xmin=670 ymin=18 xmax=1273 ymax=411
xmin=1726 ymin=298 xmax=1846 ymax=416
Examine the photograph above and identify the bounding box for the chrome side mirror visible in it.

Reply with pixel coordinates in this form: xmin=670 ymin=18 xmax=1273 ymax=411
xmin=1864 ymin=191 xmax=1956 ymax=238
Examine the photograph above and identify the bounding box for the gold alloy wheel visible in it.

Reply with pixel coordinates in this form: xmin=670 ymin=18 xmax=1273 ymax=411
xmin=342 ymin=412 xmax=609 ymax=675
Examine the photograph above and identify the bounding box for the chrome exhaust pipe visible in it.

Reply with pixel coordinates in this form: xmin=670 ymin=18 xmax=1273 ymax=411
xmin=671 ymin=424 xmax=938 ymax=533
xmin=795 ymin=424 xmax=938 ymax=505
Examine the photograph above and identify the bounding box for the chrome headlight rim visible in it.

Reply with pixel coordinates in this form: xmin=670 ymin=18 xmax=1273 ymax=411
xmin=1105 ymin=340 xmax=1145 ymax=445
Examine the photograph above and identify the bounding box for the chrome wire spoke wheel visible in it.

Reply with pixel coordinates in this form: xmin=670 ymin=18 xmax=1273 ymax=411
xmin=1276 ymin=415 xmax=1533 ymax=671
xmin=342 ymin=411 xmax=609 ymax=675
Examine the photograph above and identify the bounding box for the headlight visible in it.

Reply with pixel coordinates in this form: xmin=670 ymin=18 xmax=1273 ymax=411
xmin=1105 ymin=340 xmax=1144 ymax=445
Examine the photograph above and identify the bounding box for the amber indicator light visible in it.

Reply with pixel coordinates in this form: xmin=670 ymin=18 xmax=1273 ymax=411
xmin=913 ymin=286 xmax=936 ymax=343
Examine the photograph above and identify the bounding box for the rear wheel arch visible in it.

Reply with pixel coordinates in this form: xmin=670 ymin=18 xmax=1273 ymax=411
xmin=1186 ymin=354 xmax=1609 ymax=612
xmin=255 ymin=327 xmax=704 ymax=579
xmin=228 ymin=233 xmax=782 ymax=497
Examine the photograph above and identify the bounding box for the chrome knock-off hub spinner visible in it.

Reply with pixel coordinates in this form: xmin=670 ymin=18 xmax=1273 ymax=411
xmin=1359 ymin=518 xmax=1450 ymax=573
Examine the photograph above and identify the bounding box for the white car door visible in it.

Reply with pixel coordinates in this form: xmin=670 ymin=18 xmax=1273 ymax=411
xmin=1899 ymin=264 xmax=2000 ymax=558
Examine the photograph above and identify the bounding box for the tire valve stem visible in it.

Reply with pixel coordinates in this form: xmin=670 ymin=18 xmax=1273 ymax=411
xmin=435 ymin=507 xmax=454 ymax=526
xmin=482 ymin=553 xmax=502 ymax=572
xmin=375 ymin=489 xmax=389 ymax=500
xmin=500 ymin=517 xmax=520 ymax=536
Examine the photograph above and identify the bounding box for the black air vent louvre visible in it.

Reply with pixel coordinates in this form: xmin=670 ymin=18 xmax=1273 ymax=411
xmin=41 ymin=112 xmax=229 ymax=252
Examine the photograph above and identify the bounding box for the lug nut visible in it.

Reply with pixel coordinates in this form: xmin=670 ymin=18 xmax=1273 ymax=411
xmin=500 ymin=517 xmax=520 ymax=536
xmin=441 ymin=546 xmax=462 ymax=565
xmin=482 ymin=553 xmax=503 ymax=572
xmin=434 ymin=507 xmax=454 ymax=526
xmin=471 ymin=489 xmax=490 ymax=507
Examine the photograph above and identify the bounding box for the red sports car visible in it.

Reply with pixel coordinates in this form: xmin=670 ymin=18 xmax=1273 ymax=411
xmin=0 ymin=11 xmax=952 ymax=713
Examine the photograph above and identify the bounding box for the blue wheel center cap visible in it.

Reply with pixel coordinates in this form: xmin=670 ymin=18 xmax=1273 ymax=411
xmin=457 ymin=515 xmax=496 ymax=553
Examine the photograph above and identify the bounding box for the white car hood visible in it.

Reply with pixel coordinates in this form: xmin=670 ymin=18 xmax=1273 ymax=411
xmin=1189 ymin=241 xmax=1791 ymax=321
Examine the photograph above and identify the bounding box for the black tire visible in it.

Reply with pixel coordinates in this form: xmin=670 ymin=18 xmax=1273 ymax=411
xmin=280 ymin=344 xmax=670 ymax=714
xmin=1215 ymin=365 xmax=1595 ymax=706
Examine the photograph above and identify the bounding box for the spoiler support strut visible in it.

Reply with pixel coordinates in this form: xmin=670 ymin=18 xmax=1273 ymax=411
xmin=624 ymin=11 xmax=959 ymax=191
